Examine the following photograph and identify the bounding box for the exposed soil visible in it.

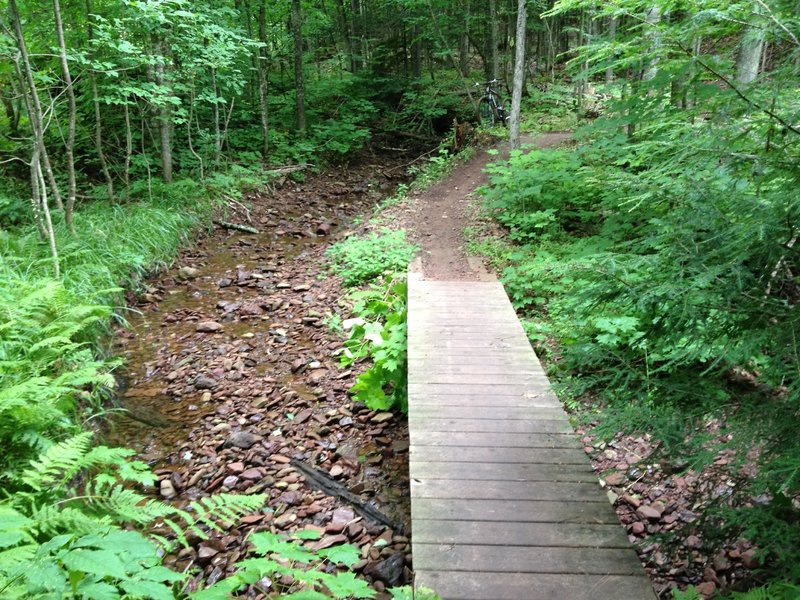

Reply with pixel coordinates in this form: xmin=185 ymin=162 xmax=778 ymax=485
xmin=106 ymin=147 xmax=424 ymax=596
xmin=398 ymin=132 xmax=571 ymax=281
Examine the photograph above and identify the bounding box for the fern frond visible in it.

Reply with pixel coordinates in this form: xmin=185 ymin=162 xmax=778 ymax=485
xmin=20 ymin=432 xmax=94 ymax=492
xmin=30 ymin=503 xmax=112 ymax=537
xmin=189 ymin=494 xmax=268 ymax=530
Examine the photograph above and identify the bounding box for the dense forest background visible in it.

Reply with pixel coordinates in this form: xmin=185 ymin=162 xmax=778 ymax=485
xmin=1 ymin=0 xmax=800 ymax=597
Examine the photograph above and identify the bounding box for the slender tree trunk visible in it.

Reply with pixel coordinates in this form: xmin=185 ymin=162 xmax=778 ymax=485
xmin=291 ymin=0 xmax=306 ymax=133
xmin=642 ymin=6 xmax=662 ymax=82
xmin=735 ymin=2 xmax=766 ymax=85
xmin=335 ymin=0 xmax=355 ymax=72
xmin=89 ymin=74 xmax=115 ymax=197
xmin=123 ymin=102 xmax=132 ymax=192
xmin=459 ymin=0 xmax=471 ymax=76
xmin=154 ymin=37 xmax=173 ymax=182
xmin=85 ymin=0 xmax=114 ymax=198
xmin=411 ymin=24 xmax=422 ymax=79
xmin=349 ymin=0 xmax=362 ymax=72
xmin=9 ymin=0 xmax=64 ymax=213
xmin=211 ymin=65 xmax=222 ymax=163
xmin=606 ymin=16 xmax=616 ymax=84
xmin=487 ymin=0 xmax=499 ymax=79
xmin=53 ymin=0 xmax=76 ymax=233
xmin=509 ymin=0 xmax=527 ymax=150
xmin=36 ymin=154 xmax=60 ymax=277
xmin=258 ymin=3 xmax=270 ymax=160
xmin=29 ymin=148 xmax=47 ymax=239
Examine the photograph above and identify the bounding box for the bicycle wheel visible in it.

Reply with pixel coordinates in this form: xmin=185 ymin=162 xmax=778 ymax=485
xmin=478 ymin=98 xmax=495 ymax=125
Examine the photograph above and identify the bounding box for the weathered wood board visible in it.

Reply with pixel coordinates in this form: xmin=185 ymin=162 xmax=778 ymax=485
xmin=407 ymin=273 xmax=655 ymax=599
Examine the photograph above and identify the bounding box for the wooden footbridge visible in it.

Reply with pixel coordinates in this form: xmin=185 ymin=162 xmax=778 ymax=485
xmin=407 ymin=272 xmax=655 ymax=600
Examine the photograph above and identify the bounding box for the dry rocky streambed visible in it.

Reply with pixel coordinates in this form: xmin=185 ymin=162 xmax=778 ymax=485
xmin=105 ymin=153 xmax=415 ymax=596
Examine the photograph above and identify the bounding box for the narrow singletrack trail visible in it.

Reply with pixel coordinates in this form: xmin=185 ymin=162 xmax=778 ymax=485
xmin=405 ymin=132 xmax=570 ymax=281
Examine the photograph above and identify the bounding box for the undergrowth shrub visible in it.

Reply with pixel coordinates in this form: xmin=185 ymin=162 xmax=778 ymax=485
xmin=339 ymin=276 xmax=409 ymax=412
xmin=327 ymin=229 xmax=418 ymax=287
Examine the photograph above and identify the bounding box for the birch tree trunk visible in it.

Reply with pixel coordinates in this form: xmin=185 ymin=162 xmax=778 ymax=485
xmin=642 ymin=7 xmax=662 ymax=82
xmin=9 ymin=0 xmax=64 ymax=213
xmin=53 ymin=0 xmax=76 ymax=233
xmin=606 ymin=16 xmax=616 ymax=84
xmin=86 ymin=0 xmax=114 ymax=198
xmin=735 ymin=2 xmax=766 ymax=85
xmin=292 ymin=0 xmax=307 ymax=133
xmin=509 ymin=0 xmax=527 ymax=151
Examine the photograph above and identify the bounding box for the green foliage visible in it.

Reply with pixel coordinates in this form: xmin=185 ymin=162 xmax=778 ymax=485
xmin=327 ymin=229 xmax=418 ymax=287
xmin=674 ymin=582 xmax=800 ymax=600
xmin=0 ymin=188 xmax=211 ymax=482
xmin=476 ymin=1 xmax=800 ymax=583
xmin=389 ymin=586 xmax=441 ymax=600
xmin=195 ymin=529 xmax=373 ymax=599
xmin=0 ymin=432 xmax=266 ymax=599
xmin=340 ymin=276 xmax=409 ymax=412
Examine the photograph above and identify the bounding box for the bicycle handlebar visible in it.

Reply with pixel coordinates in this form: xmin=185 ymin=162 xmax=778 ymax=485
xmin=474 ymin=78 xmax=502 ymax=87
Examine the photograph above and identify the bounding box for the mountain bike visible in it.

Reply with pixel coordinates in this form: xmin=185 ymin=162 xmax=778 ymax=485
xmin=475 ymin=79 xmax=509 ymax=126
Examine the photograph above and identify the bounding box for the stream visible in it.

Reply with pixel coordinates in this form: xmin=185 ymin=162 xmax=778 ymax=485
xmin=103 ymin=156 xmax=414 ymax=594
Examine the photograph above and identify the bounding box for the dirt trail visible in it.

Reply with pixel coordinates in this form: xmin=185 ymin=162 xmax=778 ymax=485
xmin=405 ymin=131 xmax=571 ymax=280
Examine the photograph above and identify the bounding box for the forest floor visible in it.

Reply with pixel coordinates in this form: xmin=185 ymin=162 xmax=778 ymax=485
xmin=107 ymin=132 xmax=755 ymax=599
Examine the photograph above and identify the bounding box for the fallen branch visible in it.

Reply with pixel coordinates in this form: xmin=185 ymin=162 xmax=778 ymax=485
xmin=212 ymin=219 xmax=259 ymax=234
xmin=265 ymin=164 xmax=311 ymax=175
xmin=290 ymin=458 xmax=406 ymax=534
xmin=382 ymin=146 xmax=440 ymax=175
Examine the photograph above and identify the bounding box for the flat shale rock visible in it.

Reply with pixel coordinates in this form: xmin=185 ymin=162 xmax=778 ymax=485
xmin=196 ymin=320 xmax=223 ymax=333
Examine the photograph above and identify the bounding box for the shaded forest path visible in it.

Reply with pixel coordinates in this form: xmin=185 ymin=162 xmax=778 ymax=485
xmin=402 ymin=132 xmax=655 ymax=599
xmin=404 ymin=132 xmax=570 ymax=280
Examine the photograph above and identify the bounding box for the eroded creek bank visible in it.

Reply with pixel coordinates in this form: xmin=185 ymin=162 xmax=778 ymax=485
xmin=105 ymin=151 xmax=418 ymax=595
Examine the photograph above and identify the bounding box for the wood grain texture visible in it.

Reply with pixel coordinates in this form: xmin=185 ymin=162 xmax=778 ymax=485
xmin=407 ymin=277 xmax=654 ymax=599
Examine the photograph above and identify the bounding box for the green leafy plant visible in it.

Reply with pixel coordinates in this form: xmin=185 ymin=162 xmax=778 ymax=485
xmin=327 ymin=229 xmax=418 ymax=287
xmin=339 ymin=276 xmax=409 ymax=412
xmin=0 ymin=433 xmax=267 ymax=599
xmin=195 ymin=529 xmax=374 ymax=599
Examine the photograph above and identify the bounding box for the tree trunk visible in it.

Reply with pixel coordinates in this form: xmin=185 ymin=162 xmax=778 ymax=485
xmin=258 ymin=3 xmax=270 ymax=160
xmin=459 ymin=0 xmax=471 ymax=76
xmin=487 ymin=0 xmax=499 ymax=79
xmin=509 ymin=0 xmax=527 ymax=151
xmin=85 ymin=0 xmax=114 ymax=198
xmin=35 ymin=153 xmax=60 ymax=277
xmin=642 ymin=7 xmax=662 ymax=82
xmin=123 ymin=101 xmax=132 ymax=192
xmin=735 ymin=2 xmax=765 ymax=85
xmin=411 ymin=24 xmax=422 ymax=79
xmin=53 ymin=0 xmax=76 ymax=233
xmin=154 ymin=37 xmax=173 ymax=182
xmin=606 ymin=16 xmax=616 ymax=84
xmin=9 ymin=0 xmax=64 ymax=213
xmin=349 ymin=0 xmax=362 ymax=72
xmin=211 ymin=64 xmax=222 ymax=164
xmin=291 ymin=0 xmax=306 ymax=133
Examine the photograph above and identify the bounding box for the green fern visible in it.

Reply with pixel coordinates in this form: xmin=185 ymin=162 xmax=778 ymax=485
xmin=1 ymin=434 xmax=269 ymax=599
xmin=19 ymin=432 xmax=94 ymax=492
